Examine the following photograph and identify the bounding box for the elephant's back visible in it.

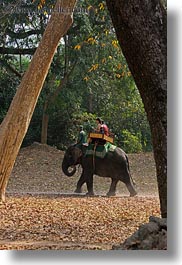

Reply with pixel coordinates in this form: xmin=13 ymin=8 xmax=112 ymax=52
xmin=107 ymin=146 xmax=127 ymax=163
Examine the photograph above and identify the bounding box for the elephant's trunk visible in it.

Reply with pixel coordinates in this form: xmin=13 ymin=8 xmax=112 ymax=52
xmin=62 ymin=159 xmax=76 ymax=177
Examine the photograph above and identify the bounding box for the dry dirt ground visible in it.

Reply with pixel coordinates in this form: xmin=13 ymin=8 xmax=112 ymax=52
xmin=0 ymin=142 xmax=160 ymax=250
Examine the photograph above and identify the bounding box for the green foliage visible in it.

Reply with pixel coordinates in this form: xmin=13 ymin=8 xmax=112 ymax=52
xmin=0 ymin=68 xmax=19 ymax=121
xmin=121 ymin=129 xmax=143 ymax=153
xmin=0 ymin=0 xmax=152 ymax=153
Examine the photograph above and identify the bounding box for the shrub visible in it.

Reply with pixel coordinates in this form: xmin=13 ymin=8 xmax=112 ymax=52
xmin=121 ymin=129 xmax=143 ymax=153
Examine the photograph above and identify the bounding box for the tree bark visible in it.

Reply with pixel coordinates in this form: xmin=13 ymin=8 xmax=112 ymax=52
xmin=0 ymin=0 xmax=77 ymax=202
xmin=106 ymin=0 xmax=167 ymax=217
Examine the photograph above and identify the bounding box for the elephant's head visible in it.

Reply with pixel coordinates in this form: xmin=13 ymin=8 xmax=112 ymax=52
xmin=62 ymin=145 xmax=82 ymax=177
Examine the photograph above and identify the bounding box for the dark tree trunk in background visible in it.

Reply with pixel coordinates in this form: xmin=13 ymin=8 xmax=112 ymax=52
xmin=41 ymin=100 xmax=49 ymax=144
xmin=40 ymin=61 xmax=77 ymax=144
xmin=106 ymin=0 xmax=167 ymax=217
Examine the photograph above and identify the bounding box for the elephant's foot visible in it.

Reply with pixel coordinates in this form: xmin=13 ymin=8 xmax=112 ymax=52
xmin=106 ymin=191 xmax=116 ymax=197
xmin=130 ymin=190 xmax=137 ymax=197
xmin=86 ymin=191 xmax=95 ymax=196
xmin=74 ymin=188 xmax=82 ymax=194
xmin=126 ymin=183 xmax=137 ymax=197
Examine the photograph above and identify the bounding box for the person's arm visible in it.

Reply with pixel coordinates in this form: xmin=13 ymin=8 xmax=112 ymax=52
xmin=77 ymin=132 xmax=83 ymax=144
xmin=95 ymin=124 xmax=101 ymax=132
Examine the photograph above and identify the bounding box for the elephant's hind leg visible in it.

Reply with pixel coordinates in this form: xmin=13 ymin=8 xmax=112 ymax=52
xmin=107 ymin=179 xmax=119 ymax=196
xmin=125 ymin=181 xmax=137 ymax=197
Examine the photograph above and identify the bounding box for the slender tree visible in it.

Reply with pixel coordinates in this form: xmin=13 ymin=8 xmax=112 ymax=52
xmin=0 ymin=0 xmax=77 ymax=202
xmin=106 ymin=0 xmax=167 ymax=217
xmin=41 ymin=61 xmax=77 ymax=144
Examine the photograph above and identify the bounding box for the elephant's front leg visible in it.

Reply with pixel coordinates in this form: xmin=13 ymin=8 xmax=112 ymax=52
xmin=74 ymin=172 xmax=86 ymax=193
xmin=107 ymin=178 xmax=119 ymax=196
xmin=86 ymin=174 xmax=94 ymax=196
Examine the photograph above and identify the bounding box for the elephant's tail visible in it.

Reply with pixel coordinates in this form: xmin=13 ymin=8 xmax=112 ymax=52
xmin=126 ymin=155 xmax=136 ymax=186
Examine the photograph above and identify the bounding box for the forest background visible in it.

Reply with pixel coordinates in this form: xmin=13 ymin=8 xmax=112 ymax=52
xmin=0 ymin=0 xmax=152 ymax=153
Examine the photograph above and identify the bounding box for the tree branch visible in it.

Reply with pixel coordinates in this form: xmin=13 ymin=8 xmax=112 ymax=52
xmin=48 ymin=60 xmax=78 ymax=106
xmin=0 ymin=47 xmax=36 ymax=55
xmin=0 ymin=59 xmax=23 ymax=78
xmin=5 ymin=29 xmax=43 ymax=39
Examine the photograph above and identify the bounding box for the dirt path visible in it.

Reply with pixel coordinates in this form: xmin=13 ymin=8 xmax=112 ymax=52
xmin=7 ymin=142 xmax=158 ymax=197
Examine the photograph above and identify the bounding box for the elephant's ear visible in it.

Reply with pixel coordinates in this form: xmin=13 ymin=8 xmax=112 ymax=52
xmin=72 ymin=147 xmax=83 ymax=164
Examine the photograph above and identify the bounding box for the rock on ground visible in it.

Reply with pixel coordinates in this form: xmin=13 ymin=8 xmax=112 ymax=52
xmin=112 ymin=216 xmax=167 ymax=250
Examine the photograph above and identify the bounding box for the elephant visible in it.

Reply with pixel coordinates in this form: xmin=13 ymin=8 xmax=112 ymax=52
xmin=62 ymin=144 xmax=137 ymax=197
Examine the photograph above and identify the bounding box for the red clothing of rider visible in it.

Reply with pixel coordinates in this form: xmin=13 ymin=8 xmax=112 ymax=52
xmin=100 ymin=123 xmax=109 ymax=136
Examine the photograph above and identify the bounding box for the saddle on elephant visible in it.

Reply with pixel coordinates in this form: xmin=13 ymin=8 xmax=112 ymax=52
xmin=85 ymin=141 xmax=116 ymax=159
xmin=77 ymin=130 xmax=115 ymax=159
xmin=88 ymin=131 xmax=114 ymax=144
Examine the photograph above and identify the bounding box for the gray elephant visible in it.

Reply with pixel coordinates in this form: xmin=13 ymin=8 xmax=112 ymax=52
xmin=62 ymin=144 xmax=137 ymax=196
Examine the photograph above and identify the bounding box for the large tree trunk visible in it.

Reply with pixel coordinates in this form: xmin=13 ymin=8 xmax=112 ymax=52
xmin=0 ymin=0 xmax=77 ymax=202
xmin=106 ymin=0 xmax=167 ymax=217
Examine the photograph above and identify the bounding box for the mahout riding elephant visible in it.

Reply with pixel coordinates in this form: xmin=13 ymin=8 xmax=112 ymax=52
xmin=62 ymin=144 xmax=137 ymax=196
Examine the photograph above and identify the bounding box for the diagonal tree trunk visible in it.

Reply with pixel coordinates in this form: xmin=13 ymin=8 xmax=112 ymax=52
xmin=106 ymin=0 xmax=167 ymax=217
xmin=0 ymin=0 xmax=77 ymax=202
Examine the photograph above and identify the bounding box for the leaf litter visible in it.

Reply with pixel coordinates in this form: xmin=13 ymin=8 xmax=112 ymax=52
xmin=0 ymin=196 xmax=160 ymax=250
